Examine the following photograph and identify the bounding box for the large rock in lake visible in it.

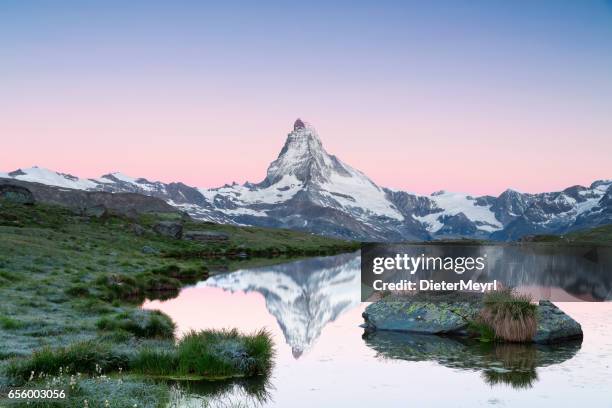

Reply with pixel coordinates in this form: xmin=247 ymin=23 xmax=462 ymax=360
xmin=362 ymin=296 xmax=583 ymax=344
xmin=362 ymin=297 xmax=481 ymax=335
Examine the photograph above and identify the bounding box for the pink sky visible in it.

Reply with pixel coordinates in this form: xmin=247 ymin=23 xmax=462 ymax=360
xmin=2 ymin=106 xmax=610 ymax=196
xmin=2 ymin=2 xmax=611 ymax=196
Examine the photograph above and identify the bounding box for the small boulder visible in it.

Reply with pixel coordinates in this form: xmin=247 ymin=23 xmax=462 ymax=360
xmin=131 ymin=224 xmax=146 ymax=236
xmin=0 ymin=185 xmax=35 ymax=205
xmin=183 ymin=230 xmax=229 ymax=242
xmin=533 ymin=300 xmax=583 ymax=344
xmin=153 ymin=221 xmax=183 ymax=239
xmin=141 ymin=245 xmax=158 ymax=254
xmin=83 ymin=204 xmax=108 ymax=218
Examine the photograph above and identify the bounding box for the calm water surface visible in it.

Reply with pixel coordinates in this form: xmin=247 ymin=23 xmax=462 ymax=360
xmin=143 ymin=252 xmax=612 ymax=408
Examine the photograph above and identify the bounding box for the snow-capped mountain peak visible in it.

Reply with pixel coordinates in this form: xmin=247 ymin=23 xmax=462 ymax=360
xmin=262 ymin=119 xmax=349 ymax=187
xmin=256 ymin=119 xmax=402 ymax=222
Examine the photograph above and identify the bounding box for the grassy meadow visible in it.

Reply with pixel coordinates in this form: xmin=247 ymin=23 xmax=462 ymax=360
xmin=0 ymin=199 xmax=358 ymax=407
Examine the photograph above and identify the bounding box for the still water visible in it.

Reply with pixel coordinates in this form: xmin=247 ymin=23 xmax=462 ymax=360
xmin=143 ymin=251 xmax=612 ymax=407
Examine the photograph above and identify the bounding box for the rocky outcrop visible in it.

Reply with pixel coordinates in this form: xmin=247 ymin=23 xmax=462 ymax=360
xmin=362 ymin=297 xmax=583 ymax=344
xmin=131 ymin=224 xmax=147 ymax=236
xmin=183 ymin=230 xmax=229 ymax=241
xmin=83 ymin=204 xmax=108 ymax=218
xmin=153 ymin=221 xmax=183 ymax=239
xmin=293 ymin=118 xmax=306 ymax=130
xmin=0 ymin=178 xmax=178 ymax=217
xmin=0 ymin=184 xmax=35 ymax=205
xmin=141 ymin=245 xmax=158 ymax=254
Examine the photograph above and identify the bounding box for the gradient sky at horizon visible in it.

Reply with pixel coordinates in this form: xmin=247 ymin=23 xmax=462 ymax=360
xmin=1 ymin=1 xmax=611 ymax=195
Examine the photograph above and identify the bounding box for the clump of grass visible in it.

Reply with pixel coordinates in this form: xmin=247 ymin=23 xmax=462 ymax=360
xmin=177 ymin=329 xmax=274 ymax=378
xmin=467 ymin=320 xmax=496 ymax=342
xmin=131 ymin=329 xmax=274 ymax=380
xmin=6 ymin=340 xmax=129 ymax=384
xmin=96 ymin=309 xmax=175 ymax=339
xmin=64 ymin=283 xmax=91 ymax=297
xmin=131 ymin=347 xmax=178 ymax=376
xmin=75 ymin=298 xmax=114 ymax=314
xmin=0 ymin=269 xmax=15 ymax=286
xmin=0 ymin=315 xmax=23 ymax=330
xmin=151 ymin=264 xmax=207 ymax=284
xmin=151 ymin=264 xmax=181 ymax=277
xmin=95 ymin=265 xmax=205 ymax=304
xmin=478 ymin=289 xmax=537 ymax=342
xmin=140 ymin=274 xmax=181 ymax=298
xmin=95 ymin=273 xmax=143 ymax=301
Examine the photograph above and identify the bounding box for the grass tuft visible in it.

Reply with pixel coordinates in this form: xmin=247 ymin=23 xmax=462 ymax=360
xmin=6 ymin=340 xmax=129 ymax=384
xmin=96 ymin=309 xmax=175 ymax=339
xmin=131 ymin=329 xmax=275 ymax=379
xmin=0 ymin=315 xmax=23 ymax=330
xmin=478 ymin=289 xmax=537 ymax=342
xmin=64 ymin=283 xmax=91 ymax=297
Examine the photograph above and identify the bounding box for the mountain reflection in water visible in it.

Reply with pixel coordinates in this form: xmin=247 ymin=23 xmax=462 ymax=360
xmin=201 ymin=252 xmax=361 ymax=357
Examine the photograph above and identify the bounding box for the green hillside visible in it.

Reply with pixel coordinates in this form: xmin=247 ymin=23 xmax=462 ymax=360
xmin=522 ymin=224 xmax=612 ymax=245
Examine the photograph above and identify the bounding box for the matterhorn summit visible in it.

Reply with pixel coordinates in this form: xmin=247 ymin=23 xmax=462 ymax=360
xmin=293 ymin=118 xmax=306 ymax=130
xmin=262 ymin=119 xmax=372 ymax=188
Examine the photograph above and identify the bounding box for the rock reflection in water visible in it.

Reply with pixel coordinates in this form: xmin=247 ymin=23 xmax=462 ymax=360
xmin=362 ymin=330 xmax=582 ymax=389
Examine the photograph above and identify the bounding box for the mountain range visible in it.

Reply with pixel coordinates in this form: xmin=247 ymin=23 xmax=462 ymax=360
xmin=2 ymin=118 xmax=611 ymax=241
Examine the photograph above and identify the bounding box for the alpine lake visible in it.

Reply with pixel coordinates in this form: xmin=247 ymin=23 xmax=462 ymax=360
xmin=143 ymin=247 xmax=612 ymax=407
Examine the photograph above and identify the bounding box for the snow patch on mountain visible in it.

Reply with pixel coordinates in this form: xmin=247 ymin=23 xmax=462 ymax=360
xmin=200 ymin=175 xmax=303 ymax=206
xmin=106 ymin=172 xmax=138 ymax=184
xmin=319 ymin=169 xmax=403 ymax=220
xmin=5 ymin=166 xmax=98 ymax=190
xmin=414 ymin=191 xmax=502 ymax=233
